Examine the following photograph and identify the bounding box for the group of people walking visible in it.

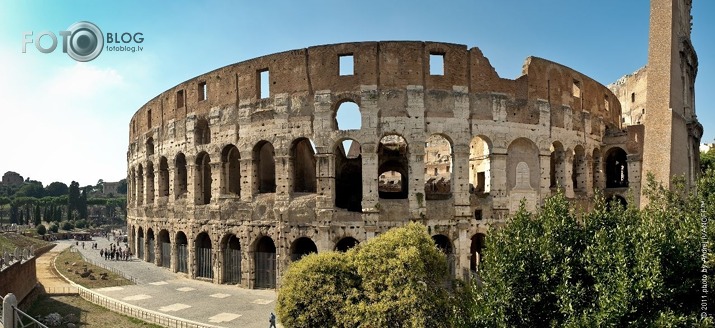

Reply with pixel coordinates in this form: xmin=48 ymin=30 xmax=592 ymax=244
xmin=100 ymin=243 xmax=132 ymax=261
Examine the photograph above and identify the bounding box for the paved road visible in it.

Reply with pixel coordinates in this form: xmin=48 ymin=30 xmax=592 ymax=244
xmin=53 ymin=238 xmax=281 ymax=328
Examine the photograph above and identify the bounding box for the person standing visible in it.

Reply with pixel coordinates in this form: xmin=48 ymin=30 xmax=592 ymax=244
xmin=269 ymin=312 xmax=276 ymax=328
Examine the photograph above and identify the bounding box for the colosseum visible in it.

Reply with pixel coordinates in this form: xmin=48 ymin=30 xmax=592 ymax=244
xmin=127 ymin=0 xmax=701 ymax=289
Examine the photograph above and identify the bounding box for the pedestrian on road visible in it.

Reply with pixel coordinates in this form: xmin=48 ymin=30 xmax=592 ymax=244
xmin=269 ymin=312 xmax=276 ymax=328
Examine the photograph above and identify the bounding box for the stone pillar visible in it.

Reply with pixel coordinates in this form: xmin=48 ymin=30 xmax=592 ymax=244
xmin=585 ymin=155 xmax=595 ymax=196
xmin=490 ymin=151 xmax=508 ymax=211
xmin=171 ymin=242 xmax=178 ymax=273
xmin=145 ymin=164 xmax=155 ymax=206
xmin=167 ymin=167 xmax=176 ymax=205
xmin=457 ymin=222 xmax=470 ymax=279
xmin=187 ymin=163 xmax=197 ymax=204
xmin=136 ymin=170 xmax=144 ymax=206
xmin=360 ymin=143 xmax=379 ymax=212
xmin=564 ymin=152 xmax=574 ymax=198
xmin=210 ymin=162 xmax=222 ymax=204
xmin=539 ymin=153 xmax=552 ymax=205
xmin=409 ymin=150 xmax=426 ymax=219
xmin=627 ymin=154 xmax=642 ymax=207
xmin=315 ymin=153 xmax=335 ymax=226
xmin=275 ymin=155 xmax=291 ymax=199
xmin=452 ymin=144 xmax=471 ymax=217
xmin=240 ymin=158 xmax=254 ymax=202
xmin=3 ymin=293 xmax=16 ymax=328
xmin=153 ymin=165 xmax=161 ymax=206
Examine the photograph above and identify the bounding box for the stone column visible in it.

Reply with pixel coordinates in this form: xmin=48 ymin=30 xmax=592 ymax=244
xmin=210 ymin=162 xmax=222 ymax=204
xmin=275 ymin=155 xmax=291 ymax=199
xmin=2 ymin=293 xmax=16 ymax=328
xmin=627 ymin=154 xmax=642 ymax=207
xmin=452 ymin=144 xmax=471 ymax=218
xmin=564 ymin=152 xmax=574 ymax=198
xmin=167 ymin=167 xmax=176 ymax=205
xmin=186 ymin=163 xmax=197 ymax=205
xmin=585 ymin=155 xmax=595 ymax=196
xmin=539 ymin=153 xmax=552 ymax=205
xmin=240 ymin=158 xmax=254 ymax=202
xmin=489 ymin=150 xmax=508 ymax=211
xmin=153 ymin=165 xmax=161 ymax=206
xmin=360 ymin=143 xmax=379 ymax=228
xmin=315 ymin=153 xmax=335 ymax=226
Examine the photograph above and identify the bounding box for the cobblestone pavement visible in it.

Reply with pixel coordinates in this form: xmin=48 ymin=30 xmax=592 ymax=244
xmin=54 ymin=237 xmax=281 ymax=328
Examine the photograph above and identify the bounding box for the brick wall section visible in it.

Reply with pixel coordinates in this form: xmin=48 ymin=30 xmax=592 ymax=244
xmin=0 ymin=257 xmax=37 ymax=302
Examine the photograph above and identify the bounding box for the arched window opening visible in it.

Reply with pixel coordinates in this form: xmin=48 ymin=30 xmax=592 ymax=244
xmin=175 ymin=153 xmax=188 ymax=199
xmin=291 ymin=138 xmax=317 ymax=193
xmin=335 ymin=101 xmax=361 ymax=130
xmin=335 ymin=237 xmax=359 ymax=252
xmin=335 ymin=139 xmax=362 ymax=212
xmin=175 ymin=231 xmax=188 ymax=273
xmin=159 ymin=229 xmax=171 ymax=268
xmin=470 ymin=233 xmax=486 ymax=272
xmin=159 ymin=157 xmax=169 ymax=197
xmin=507 ymin=138 xmax=540 ymax=191
xmin=378 ymin=135 xmax=409 ymax=199
xmin=605 ymin=147 xmax=628 ymax=188
xmin=469 ymin=136 xmax=491 ymax=194
xmin=195 ymin=152 xmax=212 ymax=205
xmin=254 ymin=141 xmax=276 ymax=193
xmin=221 ymin=145 xmax=241 ymax=195
xmin=424 ymin=134 xmax=453 ymax=200
xmin=606 ymin=194 xmax=628 ymax=210
xmin=195 ymin=117 xmax=211 ymax=145
xmin=432 ymin=234 xmax=455 ymax=276
xmin=290 ymin=237 xmax=318 ymax=262
xmin=146 ymin=162 xmax=155 ymax=204
xmin=195 ymin=232 xmax=213 ymax=279
xmin=254 ymin=236 xmax=276 ymax=289
xmin=222 ymin=234 xmax=241 ymax=284
xmin=146 ymin=138 xmax=155 ymax=156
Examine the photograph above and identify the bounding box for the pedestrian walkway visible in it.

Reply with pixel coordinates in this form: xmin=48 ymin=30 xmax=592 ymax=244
xmin=48 ymin=238 xmax=281 ymax=328
xmin=36 ymin=243 xmax=77 ymax=294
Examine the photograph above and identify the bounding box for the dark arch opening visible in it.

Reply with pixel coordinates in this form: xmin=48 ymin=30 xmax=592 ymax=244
xmin=195 ymin=152 xmax=212 ymax=205
xmin=175 ymin=231 xmax=188 ymax=273
xmin=424 ymin=134 xmax=453 ymax=200
xmin=146 ymin=228 xmax=155 ymax=263
xmin=159 ymin=157 xmax=169 ymax=197
xmin=291 ymin=138 xmax=317 ymax=193
xmin=335 ymin=237 xmax=359 ymax=252
xmin=254 ymin=236 xmax=276 ymax=288
xmin=159 ymin=229 xmax=170 ymax=268
xmin=335 ymin=139 xmax=362 ymax=212
xmin=221 ymin=145 xmax=241 ymax=195
xmin=195 ymin=232 xmax=213 ymax=279
xmin=470 ymin=234 xmax=486 ymax=272
xmin=222 ymin=234 xmax=242 ymax=284
xmin=254 ymin=141 xmax=276 ymax=193
xmin=175 ymin=153 xmax=188 ymax=199
xmin=378 ymin=135 xmax=409 ymax=199
xmin=605 ymin=147 xmax=628 ymax=188
xmin=290 ymin=237 xmax=318 ymax=261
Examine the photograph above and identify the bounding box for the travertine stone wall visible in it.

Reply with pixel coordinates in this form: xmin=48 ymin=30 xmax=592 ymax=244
xmin=127 ymin=41 xmax=641 ymax=288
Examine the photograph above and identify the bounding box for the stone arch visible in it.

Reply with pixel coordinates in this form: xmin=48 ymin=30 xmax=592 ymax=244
xmin=335 ymin=99 xmax=361 ymax=130
xmin=136 ymin=164 xmax=144 ymax=205
xmin=254 ymin=141 xmax=276 ymax=194
xmin=572 ymin=145 xmax=586 ymax=192
xmin=158 ymin=157 xmax=169 ymax=197
xmin=334 ymin=237 xmax=359 ymax=252
xmin=146 ymin=137 xmax=154 ymax=156
xmin=290 ymin=237 xmax=318 ymax=261
xmin=291 ymin=138 xmax=317 ymax=193
xmin=146 ymin=228 xmax=156 ymax=263
xmin=174 ymin=153 xmax=188 ymax=199
xmin=194 ymin=152 xmax=212 ymax=205
xmin=470 ymin=233 xmax=486 ymax=272
xmin=195 ymin=232 xmax=213 ymax=279
xmin=158 ymin=229 xmax=171 ymax=268
xmin=424 ymin=134 xmax=453 ymax=200
xmin=550 ymin=141 xmax=566 ymax=189
xmin=506 ymin=138 xmax=540 ymax=190
xmin=195 ymin=117 xmax=210 ymax=145
xmin=469 ymin=135 xmax=492 ymax=194
xmin=146 ymin=161 xmax=155 ymax=205
xmin=254 ymin=236 xmax=276 ymax=289
xmin=432 ymin=234 xmax=454 ymax=276
xmin=605 ymin=147 xmax=628 ymax=188
xmin=221 ymin=145 xmax=241 ymax=196
xmin=175 ymin=231 xmax=188 ymax=273
xmin=335 ymin=138 xmax=362 ymax=212
xmin=378 ymin=134 xmax=409 ymax=199
xmin=221 ymin=233 xmax=242 ymax=284
xmin=137 ymin=226 xmax=145 ymax=259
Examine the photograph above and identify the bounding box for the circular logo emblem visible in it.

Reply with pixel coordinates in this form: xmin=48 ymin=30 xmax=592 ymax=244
xmin=65 ymin=21 xmax=103 ymax=62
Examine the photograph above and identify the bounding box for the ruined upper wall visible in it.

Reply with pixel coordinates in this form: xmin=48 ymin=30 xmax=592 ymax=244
xmin=129 ymin=41 xmax=621 ymax=141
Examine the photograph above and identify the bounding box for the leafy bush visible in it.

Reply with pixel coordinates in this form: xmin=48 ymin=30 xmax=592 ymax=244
xmin=48 ymin=223 xmax=58 ymax=233
xmin=61 ymin=221 xmax=74 ymax=231
xmin=36 ymin=224 xmax=46 ymax=236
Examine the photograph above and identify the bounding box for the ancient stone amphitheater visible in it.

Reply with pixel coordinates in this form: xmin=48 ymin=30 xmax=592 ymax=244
xmin=127 ymin=41 xmax=639 ymax=289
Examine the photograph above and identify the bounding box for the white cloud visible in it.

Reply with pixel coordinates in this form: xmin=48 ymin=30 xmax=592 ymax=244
xmin=0 ymin=50 xmax=140 ymax=186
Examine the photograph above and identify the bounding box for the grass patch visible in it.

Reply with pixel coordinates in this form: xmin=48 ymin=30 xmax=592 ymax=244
xmin=0 ymin=232 xmax=52 ymax=253
xmin=25 ymin=294 xmax=163 ymax=328
xmin=55 ymin=248 xmax=134 ymax=288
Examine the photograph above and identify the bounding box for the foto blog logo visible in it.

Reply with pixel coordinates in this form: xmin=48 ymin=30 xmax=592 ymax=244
xmin=22 ymin=21 xmax=104 ymax=62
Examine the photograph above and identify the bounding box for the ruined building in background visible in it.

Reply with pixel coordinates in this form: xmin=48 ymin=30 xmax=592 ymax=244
xmin=126 ymin=0 xmax=700 ymax=288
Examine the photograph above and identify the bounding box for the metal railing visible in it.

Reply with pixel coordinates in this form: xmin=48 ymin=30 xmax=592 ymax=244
xmin=1 ymin=293 xmax=49 ymax=328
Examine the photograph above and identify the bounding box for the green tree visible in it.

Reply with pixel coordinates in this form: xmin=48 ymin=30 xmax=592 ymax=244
xmin=277 ymin=223 xmax=451 ymax=328
xmin=117 ymin=179 xmax=128 ymax=194
xmin=61 ymin=220 xmax=74 ymax=231
xmin=45 ymin=182 xmax=69 ymax=197
xmin=48 ymin=223 xmax=58 ymax=233
xmin=15 ymin=181 xmax=44 ymax=198
xmin=36 ymin=224 xmax=46 ymax=235
xmin=33 ymin=204 xmax=41 ymax=226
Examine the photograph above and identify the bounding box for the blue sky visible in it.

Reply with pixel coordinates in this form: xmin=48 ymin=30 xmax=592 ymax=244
xmin=0 ymin=0 xmax=713 ymax=186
